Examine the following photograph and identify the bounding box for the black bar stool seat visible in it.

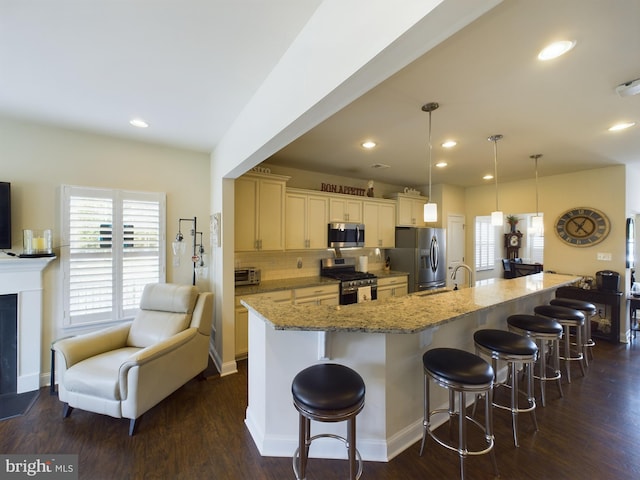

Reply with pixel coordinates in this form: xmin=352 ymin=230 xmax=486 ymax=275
xmin=474 ymin=329 xmax=538 ymax=447
xmin=291 ymin=363 xmax=365 ymax=480
xmin=550 ymin=298 xmax=597 ymax=364
xmin=535 ymin=304 xmax=586 ymax=383
xmin=420 ymin=348 xmax=498 ymax=480
xmin=507 ymin=314 xmax=563 ymax=406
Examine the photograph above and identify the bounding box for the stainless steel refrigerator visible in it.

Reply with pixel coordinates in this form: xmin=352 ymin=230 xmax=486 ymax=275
xmin=387 ymin=227 xmax=446 ymax=292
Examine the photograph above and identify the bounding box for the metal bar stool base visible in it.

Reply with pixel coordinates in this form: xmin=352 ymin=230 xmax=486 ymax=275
xmin=293 ymin=433 xmax=363 ymax=480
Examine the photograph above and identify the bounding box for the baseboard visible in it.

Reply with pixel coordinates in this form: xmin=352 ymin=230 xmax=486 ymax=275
xmin=209 ymin=346 xmax=237 ymax=377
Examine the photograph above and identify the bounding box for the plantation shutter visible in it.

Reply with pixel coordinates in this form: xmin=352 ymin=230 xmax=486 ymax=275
xmin=62 ymin=186 xmax=166 ymax=327
xmin=475 ymin=216 xmax=496 ymax=271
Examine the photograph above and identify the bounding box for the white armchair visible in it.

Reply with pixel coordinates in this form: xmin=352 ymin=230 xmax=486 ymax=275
xmin=53 ymin=283 xmax=213 ymax=435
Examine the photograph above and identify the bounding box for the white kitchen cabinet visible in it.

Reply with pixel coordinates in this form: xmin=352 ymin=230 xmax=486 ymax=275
xmin=363 ymin=199 xmax=396 ymax=248
xmin=293 ymin=284 xmax=339 ymax=305
xmin=329 ymin=196 xmax=363 ymax=223
xmin=376 ymin=275 xmax=409 ymax=300
xmin=235 ymin=289 xmax=292 ymax=358
xmin=235 ymin=172 xmax=290 ymax=251
xmin=386 ymin=193 xmax=428 ymax=227
xmin=285 ymin=189 xmax=329 ymax=249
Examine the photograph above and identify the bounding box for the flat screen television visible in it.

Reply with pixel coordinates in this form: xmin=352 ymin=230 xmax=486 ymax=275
xmin=0 ymin=182 xmax=11 ymax=249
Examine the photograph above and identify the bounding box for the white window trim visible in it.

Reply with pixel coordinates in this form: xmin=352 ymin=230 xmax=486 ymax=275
xmin=61 ymin=185 xmax=166 ymax=329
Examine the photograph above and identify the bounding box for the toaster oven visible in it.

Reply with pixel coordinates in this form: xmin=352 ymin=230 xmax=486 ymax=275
xmin=235 ymin=268 xmax=261 ymax=286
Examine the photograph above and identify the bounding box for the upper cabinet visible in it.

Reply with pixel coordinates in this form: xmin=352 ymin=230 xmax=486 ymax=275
xmin=285 ymin=189 xmax=329 ymax=250
xmin=386 ymin=193 xmax=427 ymax=227
xmin=363 ymin=199 xmax=396 ymax=248
xmin=235 ymin=172 xmax=290 ymax=251
xmin=329 ymin=196 xmax=363 ymax=223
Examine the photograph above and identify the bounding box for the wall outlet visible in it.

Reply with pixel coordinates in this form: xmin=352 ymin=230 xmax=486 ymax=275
xmin=297 ymin=257 xmax=303 ymax=269
xmin=597 ymin=252 xmax=612 ymax=261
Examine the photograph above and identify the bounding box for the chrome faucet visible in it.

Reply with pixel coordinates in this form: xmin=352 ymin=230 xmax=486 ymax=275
xmin=451 ymin=263 xmax=474 ymax=289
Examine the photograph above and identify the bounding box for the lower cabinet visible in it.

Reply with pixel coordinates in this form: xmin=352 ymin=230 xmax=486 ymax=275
xmin=293 ymin=285 xmax=339 ymax=305
xmin=235 ymin=289 xmax=292 ymax=358
xmin=377 ymin=275 xmax=409 ymax=300
xmin=235 ymin=284 xmax=339 ymax=358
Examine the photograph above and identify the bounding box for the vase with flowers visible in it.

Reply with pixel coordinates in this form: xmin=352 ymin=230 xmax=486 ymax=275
xmin=506 ymin=215 xmax=520 ymax=233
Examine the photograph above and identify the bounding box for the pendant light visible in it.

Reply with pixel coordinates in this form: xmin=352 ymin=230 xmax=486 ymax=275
xmin=530 ymin=154 xmax=544 ymax=234
xmin=488 ymin=134 xmax=503 ymax=226
xmin=422 ymin=102 xmax=439 ymax=222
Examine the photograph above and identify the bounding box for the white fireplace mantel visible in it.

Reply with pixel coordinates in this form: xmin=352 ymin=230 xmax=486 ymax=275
xmin=0 ymin=255 xmax=56 ymax=393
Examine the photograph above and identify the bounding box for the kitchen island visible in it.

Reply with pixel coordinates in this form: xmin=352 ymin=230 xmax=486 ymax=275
xmin=242 ymin=272 xmax=579 ymax=462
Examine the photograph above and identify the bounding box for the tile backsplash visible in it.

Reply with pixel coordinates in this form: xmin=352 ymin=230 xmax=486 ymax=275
xmin=235 ymin=248 xmax=386 ymax=281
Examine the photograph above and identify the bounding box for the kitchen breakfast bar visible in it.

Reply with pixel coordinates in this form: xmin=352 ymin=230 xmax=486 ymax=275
xmin=241 ymin=272 xmax=580 ymax=463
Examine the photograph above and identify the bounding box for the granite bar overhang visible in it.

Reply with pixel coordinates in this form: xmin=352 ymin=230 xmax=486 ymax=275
xmin=241 ymin=272 xmax=581 ymax=334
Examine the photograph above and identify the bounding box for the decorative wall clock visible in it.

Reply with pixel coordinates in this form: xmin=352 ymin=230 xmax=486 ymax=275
xmin=555 ymin=207 xmax=610 ymax=247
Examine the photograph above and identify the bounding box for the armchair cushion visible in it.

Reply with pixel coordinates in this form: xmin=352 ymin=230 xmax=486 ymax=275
xmin=127 ymin=283 xmax=198 ymax=348
xmin=64 ymin=347 xmax=140 ymax=400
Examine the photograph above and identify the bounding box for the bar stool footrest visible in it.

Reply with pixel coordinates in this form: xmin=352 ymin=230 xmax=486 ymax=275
xmin=426 ymin=408 xmax=495 ymax=457
xmin=293 ymin=433 xmax=363 ymax=480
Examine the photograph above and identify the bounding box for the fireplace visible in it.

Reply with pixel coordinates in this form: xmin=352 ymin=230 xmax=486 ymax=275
xmin=0 ymin=294 xmax=17 ymax=394
xmin=0 ymin=257 xmax=55 ymax=393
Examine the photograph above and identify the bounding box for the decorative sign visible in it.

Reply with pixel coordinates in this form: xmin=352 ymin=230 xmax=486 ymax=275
xmin=320 ymin=183 xmax=366 ymax=196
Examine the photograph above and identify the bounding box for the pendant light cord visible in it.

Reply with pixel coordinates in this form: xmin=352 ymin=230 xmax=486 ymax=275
xmin=488 ymin=134 xmax=503 ymax=211
xmin=493 ymin=140 xmax=499 ymax=211
xmin=428 ymin=109 xmax=433 ymax=200
xmin=421 ymin=102 xmax=439 ymax=201
xmin=531 ymin=154 xmax=543 ymax=216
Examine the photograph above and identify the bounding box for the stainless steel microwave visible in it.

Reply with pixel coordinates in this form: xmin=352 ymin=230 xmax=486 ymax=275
xmin=235 ymin=268 xmax=261 ymax=286
xmin=327 ymin=223 xmax=365 ymax=248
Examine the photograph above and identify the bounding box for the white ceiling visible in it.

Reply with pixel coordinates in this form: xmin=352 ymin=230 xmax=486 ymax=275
xmin=1 ymin=0 xmax=639 ymax=188
xmin=0 ymin=0 xmax=322 ymax=152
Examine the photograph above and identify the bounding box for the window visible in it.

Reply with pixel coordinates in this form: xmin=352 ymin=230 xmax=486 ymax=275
xmin=475 ymin=216 xmax=496 ymax=271
xmin=61 ymin=186 xmax=166 ymax=327
xmin=527 ymin=230 xmax=544 ymax=264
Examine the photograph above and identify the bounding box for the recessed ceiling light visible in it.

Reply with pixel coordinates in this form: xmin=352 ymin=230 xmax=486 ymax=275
xmin=537 ymin=40 xmax=576 ymax=61
xmin=370 ymin=163 xmax=390 ymax=169
xmin=441 ymin=140 xmax=457 ymax=148
xmin=130 ymin=118 xmax=149 ymax=128
xmin=609 ymin=121 xmax=636 ymax=131
xmin=362 ymin=141 xmax=376 ymax=149
xmin=483 ymin=174 xmax=494 ymax=180
xmin=435 ymin=161 xmax=448 ymax=168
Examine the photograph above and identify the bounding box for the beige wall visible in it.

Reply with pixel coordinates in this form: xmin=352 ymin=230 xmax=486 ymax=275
xmin=466 ymin=165 xmax=626 ymax=277
xmin=0 ymin=116 xmax=210 ymax=379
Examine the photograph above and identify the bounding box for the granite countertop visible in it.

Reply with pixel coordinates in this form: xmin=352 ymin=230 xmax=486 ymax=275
xmin=235 ymin=276 xmax=339 ymax=296
xmin=241 ymin=272 xmax=581 ymax=334
xmin=234 ymin=270 xmax=408 ymax=296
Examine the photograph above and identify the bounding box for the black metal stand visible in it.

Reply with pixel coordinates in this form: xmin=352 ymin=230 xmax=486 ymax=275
xmin=176 ymin=217 xmax=205 ymax=286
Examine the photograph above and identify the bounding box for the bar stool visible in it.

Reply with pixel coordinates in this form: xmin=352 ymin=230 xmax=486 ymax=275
xmin=507 ymin=314 xmax=563 ymax=407
xmin=473 ymin=329 xmax=539 ymax=447
xmin=534 ymin=304 xmax=586 ymax=383
xmin=550 ymin=298 xmax=596 ymax=365
xmin=420 ymin=348 xmax=498 ymax=480
xmin=291 ymin=363 xmax=365 ymax=480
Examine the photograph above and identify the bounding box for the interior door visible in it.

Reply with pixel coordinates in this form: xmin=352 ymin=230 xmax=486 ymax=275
xmin=447 ymin=214 xmax=465 ymax=289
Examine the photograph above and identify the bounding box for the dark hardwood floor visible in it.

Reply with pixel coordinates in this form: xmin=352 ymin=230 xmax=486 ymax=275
xmin=2 ymin=340 xmax=640 ymax=479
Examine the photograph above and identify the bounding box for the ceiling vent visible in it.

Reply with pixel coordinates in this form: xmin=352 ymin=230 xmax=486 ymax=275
xmin=616 ymin=78 xmax=640 ymax=97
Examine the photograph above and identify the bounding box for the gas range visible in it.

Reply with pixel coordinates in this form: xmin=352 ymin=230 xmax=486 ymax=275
xmin=320 ymin=258 xmax=378 ymax=304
